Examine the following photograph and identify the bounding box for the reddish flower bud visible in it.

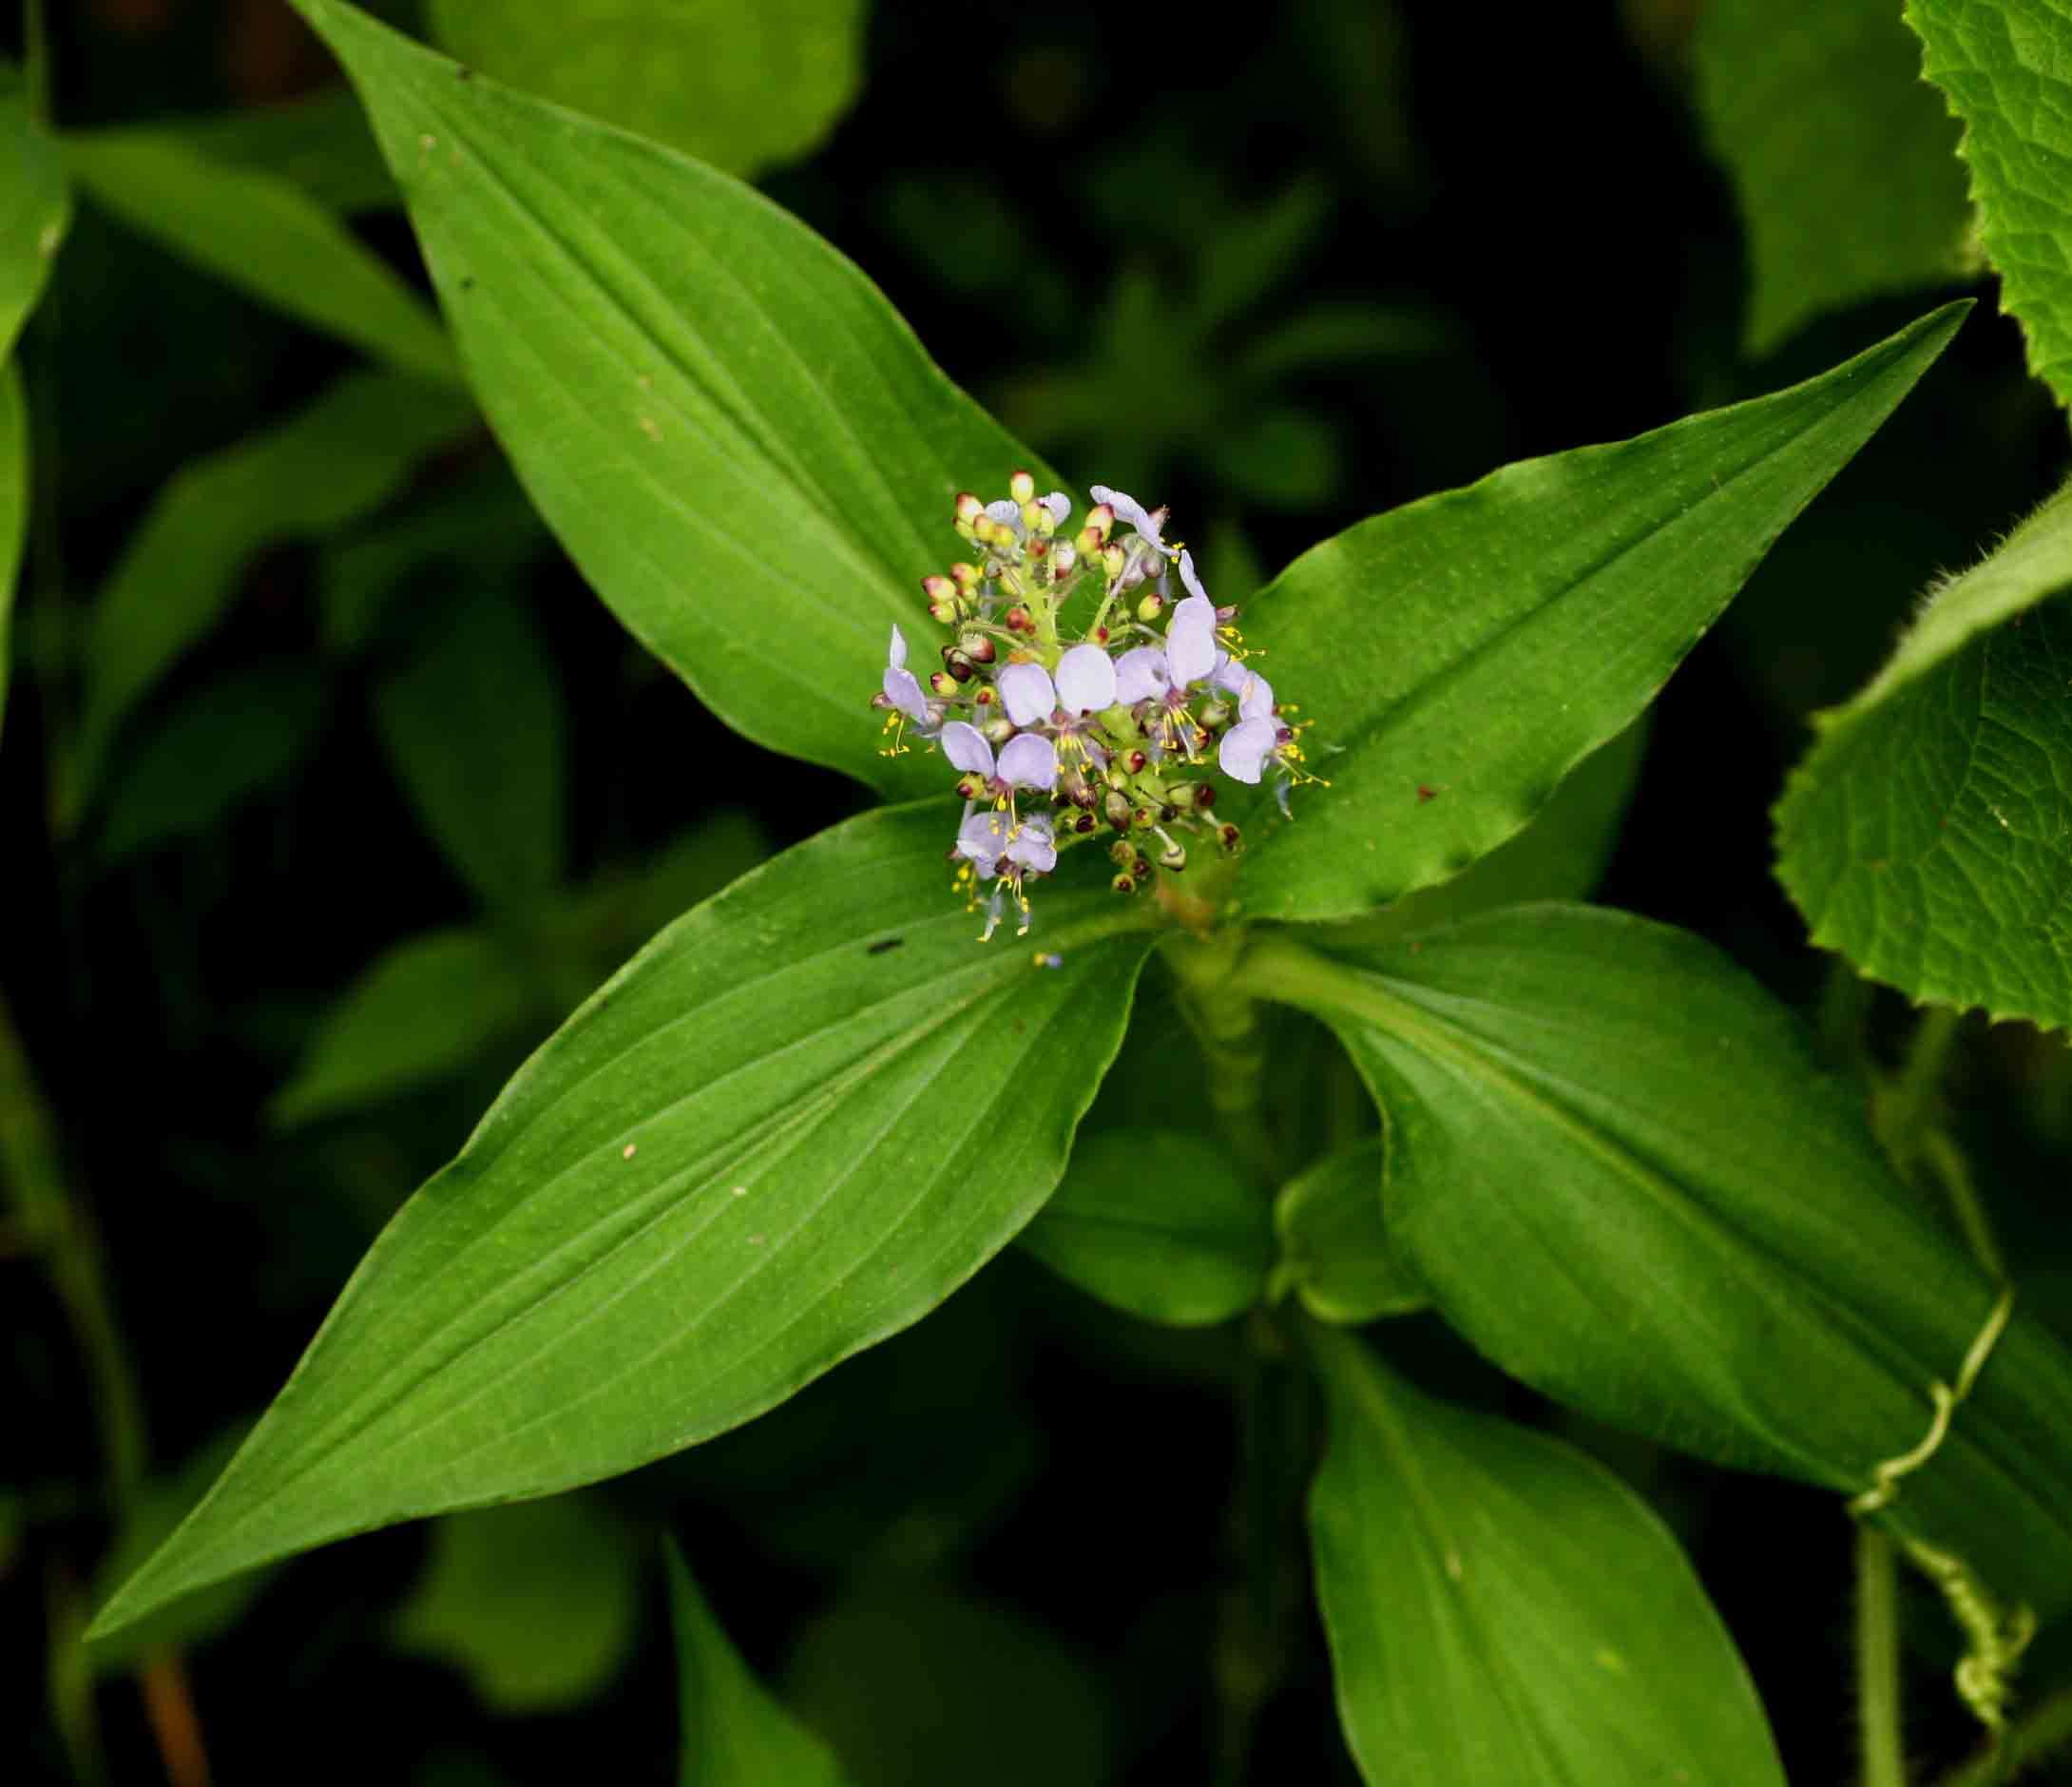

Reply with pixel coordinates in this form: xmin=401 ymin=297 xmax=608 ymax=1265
xmin=954 ymin=491 xmax=984 ymax=523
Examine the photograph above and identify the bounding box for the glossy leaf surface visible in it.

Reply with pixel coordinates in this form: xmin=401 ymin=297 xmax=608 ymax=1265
xmin=427 ymin=0 xmax=865 ymax=179
xmin=1243 ymin=908 xmax=2072 ymax=1616
xmin=1698 ymin=0 xmax=1972 ymax=354
xmin=1273 ymin=1137 xmax=1427 ymax=1325
xmin=1233 ymin=305 xmax=1966 ymax=922
xmin=1908 ymin=0 xmax=2072 ymax=403
xmin=1775 ymin=479 xmax=2072 ymax=1028
xmin=61 ymin=126 xmax=457 ymax=383
xmin=668 ymin=1543 xmax=848 ymax=1787
xmin=91 ymin=805 xmax=1156 ymax=1637
xmin=1018 ymin=1126 xmax=1272 ymax=1327
xmin=293 ymin=0 xmax=1043 ymax=798
xmin=1308 ymin=1327 xmax=1786 ymax=1786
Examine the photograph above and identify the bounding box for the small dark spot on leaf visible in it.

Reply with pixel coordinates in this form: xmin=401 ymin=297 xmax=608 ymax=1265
xmin=459 ymin=275 xmax=476 ymax=292
xmin=456 ymin=65 xmax=474 ymax=81
xmin=867 ymin=937 xmax=904 ymax=955
xmin=1416 ymin=783 xmax=1439 ymax=804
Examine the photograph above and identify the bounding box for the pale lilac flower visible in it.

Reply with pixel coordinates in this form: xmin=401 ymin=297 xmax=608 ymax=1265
xmin=1089 ymin=486 xmax=1165 ymax=551
xmin=883 ymin=624 xmax=930 ymax=722
xmin=1218 ymin=717 xmax=1278 ymax=785
xmin=998 ymin=661 xmax=1057 ymax=727
xmin=1213 ymin=655 xmax=1275 ymax=721
xmin=1113 ymin=645 xmax=1170 ymax=704
xmin=1178 ymin=548 xmax=1209 ymax=604
xmin=984 ymin=492 xmax=1073 ymax=536
xmin=1054 ymin=644 xmax=1117 ymax=715
xmin=939 ymin=721 xmax=1058 ymax=792
xmin=958 ymin=808 xmax=1056 ymax=876
xmin=1164 ymin=595 xmax=1218 ymax=687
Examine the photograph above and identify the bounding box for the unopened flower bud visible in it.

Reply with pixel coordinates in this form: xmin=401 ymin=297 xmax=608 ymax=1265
xmin=1126 ymin=749 xmax=1147 ymax=774
xmin=1133 ymin=853 xmax=1154 ymax=880
xmin=1072 ymin=812 xmax=1098 ymax=835
xmin=950 ymin=561 xmax=982 ymax=590
xmin=1218 ymin=822 xmax=1243 ymax=854
xmin=1108 ymin=840 xmax=1137 ymax=868
xmin=1199 ymin=699 xmax=1231 ymax=729
xmin=922 ymin=574 xmax=957 ymax=609
xmin=1136 ymin=592 xmax=1164 ymax=624
xmin=1102 ymin=544 xmax=1125 ymax=579
xmin=942 ymin=648 xmax=975 ymax=682
xmin=955 ymin=774 xmax=985 ymax=800
xmin=1050 ymin=544 xmax=1077 ymax=579
xmin=961 ymin=632 xmax=996 ymax=664
xmin=928 ymin=598 xmax=958 ymax=625
xmin=954 ymin=491 xmax=983 ymax=524
xmin=1084 ymin=502 xmax=1114 ymax=541
xmin=1189 ymin=782 xmax=1216 ymax=810
xmin=1111 ymin=873 xmax=1137 ymax=894
xmin=929 ymin=670 xmax=959 ymax=698
xmin=1008 ymin=470 xmax=1036 ymax=505
xmin=1130 ymin=805 xmax=1155 ymax=831
xmin=1103 ymin=791 xmax=1133 ymax=831
xmin=1004 ymin=605 xmax=1035 ymax=635
xmin=973 ymin=685 xmax=997 ymax=708
xmin=984 ymin=717 xmax=1015 ymax=745
xmin=1022 ymin=500 xmax=1052 ymax=536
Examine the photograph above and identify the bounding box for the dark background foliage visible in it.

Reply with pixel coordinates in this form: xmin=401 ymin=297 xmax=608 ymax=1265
xmin=7 ymin=1 xmax=2070 ymax=1782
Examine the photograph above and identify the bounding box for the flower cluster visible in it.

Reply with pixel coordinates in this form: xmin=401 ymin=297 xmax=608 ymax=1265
xmin=871 ymin=472 xmax=1316 ymax=939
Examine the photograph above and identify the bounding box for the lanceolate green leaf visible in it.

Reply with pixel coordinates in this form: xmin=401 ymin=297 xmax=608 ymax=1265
xmin=60 ymin=126 xmax=457 ymax=384
xmin=1017 ymin=1127 xmax=1272 ymax=1327
xmin=1232 ymin=305 xmax=1966 ymax=923
xmin=1697 ymin=0 xmax=1973 ymax=355
xmin=426 ymin=0 xmax=865 ymax=180
xmin=289 ymin=0 xmax=1046 ymax=799
xmin=90 ymin=805 xmax=1156 ymax=1638
xmin=67 ymin=371 xmax=478 ymax=821
xmin=668 ymin=1542 xmax=849 ymax=1787
xmin=1 ymin=91 xmax=67 ymax=359
xmin=1907 ymin=0 xmax=2072 ymax=403
xmin=1776 ymin=480 xmax=2072 ymax=1028
xmin=1240 ymin=908 xmax=2072 ymax=1617
xmin=1307 ymin=1326 xmax=1786 ymax=1786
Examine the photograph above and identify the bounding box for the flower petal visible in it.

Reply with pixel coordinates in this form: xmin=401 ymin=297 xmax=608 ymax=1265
xmin=1238 ymin=671 xmax=1276 ymax=721
xmin=1007 ymin=813 xmax=1058 ymax=874
xmin=957 ymin=808 xmax=1009 ymax=874
xmin=997 ymin=732 xmax=1059 ymax=791
xmin=1043 ymin=491 xmax=1072 ymax=527
xmin=998 ymin=662 xmax=1057 ymax=728
xmin=888 ymin=624 xmax=909 ymax=671
xmin=1113 ymin=645 xmax=1170 ymax=703
xmin=1178 ymin=548 xmax=1208 ymax=604
xmin=1165 ymin=596 xmax=1218 ymax=687
xmin=939 ymin=721 xmax=995 ymax=776
xmin=1089 ymin=484 xmax=1162 ymax=548
xmin=984 ymin=497 xmax=1025 ymax=533
xmin=1218 ymin=717 xmax=1276 ymax=784
xmin=883 ymin=665 xmax=930 ymax=722
xmin=1054 ymin=643 xmax=1118 ymax=715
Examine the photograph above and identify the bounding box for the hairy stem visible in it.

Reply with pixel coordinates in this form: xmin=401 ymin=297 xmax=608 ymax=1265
xmin=1857 ymin=1527 xmax=1909 ymax=1787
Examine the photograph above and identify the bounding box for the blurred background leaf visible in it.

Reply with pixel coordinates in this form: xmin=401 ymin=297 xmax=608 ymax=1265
xmin=61 ymin=125 xmax=457 ymax=381
xmin=0 ymin=362 xmax=25 ymax=737
xmin=1696 ymin=0 xmax=1974 ymax=357
xmin=153 ymin=87 xmax=397 ymax=214
xmin=390 ymin=1494 xmax=642 ymax=1713
xmin=426 ymin=0 xmax=866 ymax=179
xmin=0 ymin=87 xmax=67 ymax=356
xmin=1272 ymin=1136 xmax=1428 ymax=1325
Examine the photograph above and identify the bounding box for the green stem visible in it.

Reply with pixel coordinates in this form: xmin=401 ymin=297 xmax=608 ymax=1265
xmin=1935 ymin=1684 xmax=2072 ymax=1787
xmin=22 ymin=0 xmax=50 ymax=127
xmin=1857 ymin=1527 xmax=1909 ymax=1787
xmin=0 ymin=991 xmax=145 ymax=1507
xmin=1160 ymin=929 xmax=1280 ymax=1187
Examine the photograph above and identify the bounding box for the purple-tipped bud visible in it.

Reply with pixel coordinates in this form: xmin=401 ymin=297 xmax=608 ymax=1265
xmin=961 ymin=633 xmax=996 ymax=664
xmin=1008 ymin=470 xmax=1036 ymax=505
xmin=950 ymin=561 xmax=982 ymax=590
xmin=928 ymin=598 xmax=958 ymax=625
xmin=1191 ymin=782 xmax=1217 ymax=810
xmin=955 ymin=774 xmax=985 ymax=800
xmin=1050 ymin=544 xmax=1077 ymax=579
xmin=1126 ymin=749 xmax=1147 ymax=774
xmin=1133 ymin=853 xmax=1154 ymax=880
xmin=954 ymin=491 xmax=984 ymax=524
xmin=943 ymin=649 xmax=975 ymax=682
xmin=1136 ymin=592 xmax=1164 ymax=624
xmin=922 ymin=573 xmax=957 ymax=606
xmin=973 ymin=685 xmax=997 ymax=708
xmin=929 ymin=670 xmax=959 ymax=698
xmin=1004 ymin=605 xmax=1035 ymax=635
xmin=1084 ymin=503 xmax=1114 ymax=541
xmin=1131 ymin=806 xmax=1155 ymax=831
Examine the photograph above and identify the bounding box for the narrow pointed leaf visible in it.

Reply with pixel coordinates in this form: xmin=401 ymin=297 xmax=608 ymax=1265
xmin=291 ymin=0 xmax=1045 ymax=797
xmin=90 ymin=805 xmax=1156 ymax=1638
xmin=67 ymin=371 xmax=478 ymax=819
xmin=1697 ymin=0 xmax=1972 ymax=355
xmin=1274 ymin=1137 xmax=1427 ymax=1325
xmin=1 ymin=91 xmax=67 ymax=359
xmin=1242 ymin=909 xmax=2072 ymax=1618
xmin=1907 ymin=0 xmax=2072 ymax=403
xmin=60 ymin=126 xmax=457 ymax=383
xmin=1776 ymin=478 xmax=2072 ymax=1028
xmin=1308 ymin=1327 xmax=1786 ymax=1786
xmin=1233 ymin=305 xmax=1966 ymax=922
xmin=668 ymin=1542 xmax=849 ymax=1787
xmin=1018 ymin=1126 xmax=1272 ymax=1327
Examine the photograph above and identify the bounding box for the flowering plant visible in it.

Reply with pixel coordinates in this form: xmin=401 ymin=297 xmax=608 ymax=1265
xmin=13 ymin=1 xmax=2072 ymax=1781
